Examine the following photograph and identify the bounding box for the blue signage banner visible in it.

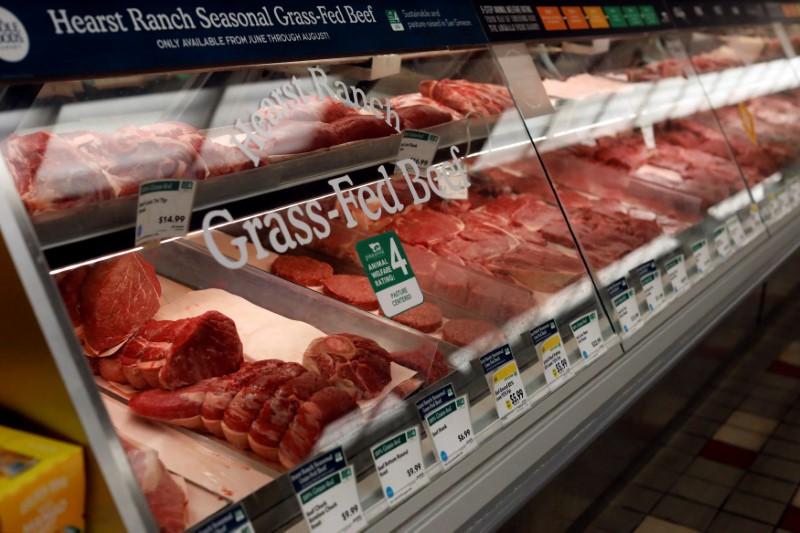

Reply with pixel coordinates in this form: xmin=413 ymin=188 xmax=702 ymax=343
xmin=0 ymin=1 xmax=486 ymax=81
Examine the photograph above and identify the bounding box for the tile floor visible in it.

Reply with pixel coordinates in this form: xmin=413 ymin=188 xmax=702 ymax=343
xmin=585 ymin=325 xmax=800 ymax=531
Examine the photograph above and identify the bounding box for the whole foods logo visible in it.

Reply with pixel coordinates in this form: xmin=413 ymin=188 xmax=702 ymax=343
xmin=0 ymin=7 xmax=28 ymax=62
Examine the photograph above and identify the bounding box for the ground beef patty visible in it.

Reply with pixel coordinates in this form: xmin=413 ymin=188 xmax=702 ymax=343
xmin=442 ymin=319 xmax=502 ymax=347
xmin=271 ymin=255 xmax=334 ymax=287
xmin=391 ymin=302 xmax=443 ymax=333
xmin=322 ymin=275 xmax=378 ymax=311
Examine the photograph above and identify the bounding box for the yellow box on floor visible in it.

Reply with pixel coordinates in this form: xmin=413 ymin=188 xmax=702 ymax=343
xmin=0 ymin=425 xmax=84 ymax=532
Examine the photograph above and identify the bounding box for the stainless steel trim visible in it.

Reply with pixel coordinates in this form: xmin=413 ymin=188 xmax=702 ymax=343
xmin=0 ymin=159 xmax=157 ymax=531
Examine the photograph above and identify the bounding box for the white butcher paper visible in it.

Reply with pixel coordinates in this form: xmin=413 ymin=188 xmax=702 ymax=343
xmin=104 ymin=396 xmax=276 ymax=500
xmin=155 ymin=288 xmax=325 ymax=364
xmin=542 ymin=73 xmax=629 ymax=100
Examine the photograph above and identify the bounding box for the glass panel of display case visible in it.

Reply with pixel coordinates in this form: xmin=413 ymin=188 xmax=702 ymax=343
xmin=680 ymin=22 xmax=800 ymax=224
xmin=501 ymin=32 xmax=766 ymax=340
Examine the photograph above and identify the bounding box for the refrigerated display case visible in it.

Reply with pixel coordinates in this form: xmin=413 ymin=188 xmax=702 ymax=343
xmin=0 ymin=2 xmax=625 ymax=531
xmin=2 ymin=2 xmax=800 ymax=532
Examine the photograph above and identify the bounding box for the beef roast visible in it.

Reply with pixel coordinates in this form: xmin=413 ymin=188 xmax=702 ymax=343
xmin=79 ymin=254 xmax=162 ymax=355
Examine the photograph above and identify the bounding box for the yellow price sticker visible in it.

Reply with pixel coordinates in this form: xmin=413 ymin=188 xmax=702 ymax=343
xmin=542 ymin=335 xmax=561 ymax=353
xmin=494 ymin=361 xmax=518 ymax=382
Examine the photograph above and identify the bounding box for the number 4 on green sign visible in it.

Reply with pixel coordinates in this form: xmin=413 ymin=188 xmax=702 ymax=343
xmin=390 ymin=237 xmax=408 ymax=275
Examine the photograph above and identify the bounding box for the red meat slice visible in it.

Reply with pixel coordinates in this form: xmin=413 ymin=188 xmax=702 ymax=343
xmin=391 ymin=302 xmax=443 ymax=332
xmin=391 ymin=208 xmax=464 ymax=246
xmin=486 ymin=244 xmax=584 ymax=293
xmin=420 ymin=80 xmax=513 ymax=116
xmin=115 ymin=310 xmax=243 ymax=390
xmin=121 ymin=439 xmax=187 ymax=533
xmin=389 ymin=348 xmax=450 ymax=384
xmin=262 ymin=121 xmax=337 ymax=156
xmin=248 ymin=371 xmax=328 ymax=462
xmin=396 ymin=104 xmax=453 ymax=130
xmin=322 ymin=274 xmax=378 ymax=311
xmin=191 ymin=138 xmax=256 ymax=177
xmin=260 ymin=96 xmax=358 ymax=124
xmin=442 ymin=319 xmax=504 ymax=348
xmin=302 ymin=333 xmax=392 ymax=400
xmin=278 ymin=386 xmax=357 ymax=469
xmin=330 ymin=115 xmax=398 ymax=144
xmin=221 ymin=362 xmax=307 ymax=448
xmin=390 ymin=93 xmax=463 ymax=120
xmin=2 ymin=131 xmax=115 ymax=213
xmin=271 ymin=255 xmax=334 ymax=287
xmin=79 ymin=254 xmax=162 ymax=356
xmin=80 ymin=126 xmax=208 ymax=197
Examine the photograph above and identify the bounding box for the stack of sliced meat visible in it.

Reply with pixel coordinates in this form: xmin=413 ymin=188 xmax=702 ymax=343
xmin=128 ymin=332 xmax=392 ymax=468
xmin=56 ymin=253 xmax=244 ymax=388
xmin=2 ymin=79 xmax=511 ymax=215
xmin=419 ymin=79 xmax=514 ymax=116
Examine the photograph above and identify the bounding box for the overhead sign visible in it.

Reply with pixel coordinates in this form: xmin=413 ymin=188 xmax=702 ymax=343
xmin=474 ymin=1 xmax=672 ymax=41
xmin=0 ymin=1 xmax=485 ymax=81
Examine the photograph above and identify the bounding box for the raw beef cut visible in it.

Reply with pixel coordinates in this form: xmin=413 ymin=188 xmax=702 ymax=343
xmin=322 ymin=275 xmax=378 ymax=310
xmin=302 ymin=333 xmax=392 ymax=400
xmin=276 ymin=385 xmax=358 ymax=468
xmin=1 ymin=131 xmax=115 ymax=213
xmin=391 ymin=302 xmax=443 ymax=333
xmin=390 ymin=93 xmax=464 ymax=120
xmin=330 ymin=115 xmax=398 ymax=144
xmin=75 ymin=126 xmax=209 ymax=197
xmin=77 ymin=254 xmax=162 ymax=356
xmin=121 ymin=439 xmax=187 ymax=533
xmin=420 ymin=80 xmax=514 ymax=116
xmin=55 ymin=267 xmax=89 ymax=327
xmin=259 ymin=96 xmax=358 ymax=124
xmin=261 ymin=120 xmax=337 ymax=156
xmin=486 ymin=244 xmax=585 ymax=293
xmin=129 ymin=333 xmax=391 ymax=467
xmin=395 ymin=104 xmax=453 ymax=130
xmin=99 ymin=310 xmax=243 ymax=390
xmin=390 ymin=208 xmax=464 ymax=246
xmin=188 ymin=138 xmax=255 ymax=178
xmin=271 ymin=255 xmax=334 ymax=287
xmin=389 ymin=348 xmax=450 ymax=384
xmin=442 ymin=319 xmax=503 ymax=348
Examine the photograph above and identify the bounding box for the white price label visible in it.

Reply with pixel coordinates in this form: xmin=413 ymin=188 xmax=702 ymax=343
xmin=665 ymin=254 xmax=690 ymax=294
xmin=725 ymin=216 xmax=746 ymax=247
xmin=691 ymin=239 xmax=712 ymax=274
xmin=531 ymin=320 xmax=570 ymax=385
xmin=371 ymin=427 xmax=428 ymax=507
xmin=612 ymin=289 xmax=642 ymax=335
xmin=291 ymin=449 xmax=364 ymax=533
xmin=569 ymin=310 xmax=606 ymax=361
xmin=135 ymin=179 xmax=195 ymax=246
xmin=480 ymin=345 xmax=527 ymax=420
xmin=417 ymin=385 xmax=475 ymax=469
xmin=397 ymin=130 xmax=440 ymax=170
xmin=640 ymin=270 xmax=665 ymax=313
xmin=713 ymin=225 xmax=732 ymax=258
